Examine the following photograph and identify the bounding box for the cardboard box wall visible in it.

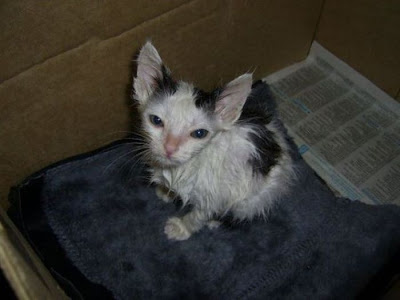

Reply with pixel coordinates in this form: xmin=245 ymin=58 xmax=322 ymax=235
xmin=0 ymin=0 xmax=399 ymax=298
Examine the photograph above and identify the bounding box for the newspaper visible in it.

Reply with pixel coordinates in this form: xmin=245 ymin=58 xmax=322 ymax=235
xmin=263 ymin=42 xmax=400 ymax=205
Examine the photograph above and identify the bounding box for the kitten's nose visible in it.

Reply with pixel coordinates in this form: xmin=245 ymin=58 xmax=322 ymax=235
xmin=165 ymin=147 xmax=176 ymax=158
xmin=164 ymin=135 xmax=180 ymax=158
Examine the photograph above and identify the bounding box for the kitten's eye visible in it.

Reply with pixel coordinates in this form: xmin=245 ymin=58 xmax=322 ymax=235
xmin=149 ymin=115 xmax=163 ymax=127
xmin=191 ymin=129 xmax=209 ymax=139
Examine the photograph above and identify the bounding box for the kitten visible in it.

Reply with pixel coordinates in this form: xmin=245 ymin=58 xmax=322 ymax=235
xmin=133 ymin=42 xmax=295 ymax=241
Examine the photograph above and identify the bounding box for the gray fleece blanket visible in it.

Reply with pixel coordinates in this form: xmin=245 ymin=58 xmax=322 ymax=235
xmin=27 ymin=138 xmax=400 ymax=299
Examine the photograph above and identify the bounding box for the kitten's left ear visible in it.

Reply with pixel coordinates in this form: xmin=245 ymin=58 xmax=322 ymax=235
xmin=215 ymin=73 xmax=253 ymax=127
xmin=133 ymin=41 xmax=164 ymax=105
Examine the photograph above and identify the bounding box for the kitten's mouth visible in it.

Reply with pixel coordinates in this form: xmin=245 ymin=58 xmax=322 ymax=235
xmin=165 ymin=157 xmax=182 ymax=166
xmin=154 ymin=155 xmax=182 ymax=167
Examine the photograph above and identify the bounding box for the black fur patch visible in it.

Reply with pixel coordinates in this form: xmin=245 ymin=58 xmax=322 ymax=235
xmin=247 ymin=127 xmax=281 ymax=176
xmin=194 ymin=88 xmax=222 ymax=113
xmin=239 ymin=81 xmax=282 ymax=176
xmin=239 ymin=81 xmax=275 ymax=125
xmin=154 ymin=65 xmax=177 ymax=95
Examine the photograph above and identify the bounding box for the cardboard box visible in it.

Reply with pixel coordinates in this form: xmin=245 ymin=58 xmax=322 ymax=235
xmin=0 ymin=1 xmax=399 ymax=298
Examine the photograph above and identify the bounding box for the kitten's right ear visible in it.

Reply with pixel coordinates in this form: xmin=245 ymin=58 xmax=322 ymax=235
xmin=133 ymin=41 xmax=163 ymax=105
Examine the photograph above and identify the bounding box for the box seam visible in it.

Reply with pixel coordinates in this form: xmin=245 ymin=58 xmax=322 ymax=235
xmin=309 ymin=0 xmax=326 ymax=56
xmin=0 ymin=0 xmax=200 ymax=86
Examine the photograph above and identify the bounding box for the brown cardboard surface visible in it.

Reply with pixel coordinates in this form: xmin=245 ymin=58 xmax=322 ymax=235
xmin=316 ymin=0 xmax=400 ymax=98
xmin=0 ymin=0 xmax=322 ymax=209
xmin=0 ymin=0 xmax=188 ymax=82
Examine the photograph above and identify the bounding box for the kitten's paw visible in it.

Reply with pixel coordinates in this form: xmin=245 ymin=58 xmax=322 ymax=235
xmin=207 ymin=220 xmax=221 ymax=230
xmin=156 ymin=186 xmax=173 ymax=203
xmin=164 ymin=217 xmax=191 ymax=241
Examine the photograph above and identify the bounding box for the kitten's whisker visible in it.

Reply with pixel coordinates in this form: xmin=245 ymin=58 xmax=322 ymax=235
xmin=98 ymin=130 xmax=149 ymax=144
xmin=127 ymin=152 xmax=150 ymax=179
xmin=122 ymin=140 xmax=147 ymax=146
xmin=98 ymin=132 xmax=141 ymax=144
xmin=96 ymin=141 xmax=146 ymax=154
xmin=102 ymin=149 xmax=145 ymax=175
xmin=133 ymin=131 xmax=151 ymax=140
xmin=96 ymin=143 xmax=134 ymax=154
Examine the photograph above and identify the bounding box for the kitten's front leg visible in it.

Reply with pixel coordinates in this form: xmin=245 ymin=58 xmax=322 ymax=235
xmin=164 ymin=209 xmax=209 ymax=241
xmin=156 ymin=185 xmax=174 ymax=203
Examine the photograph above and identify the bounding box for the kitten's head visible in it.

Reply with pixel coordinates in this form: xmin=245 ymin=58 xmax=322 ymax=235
xmin=133 ymin=41 xmax=252 ymax=167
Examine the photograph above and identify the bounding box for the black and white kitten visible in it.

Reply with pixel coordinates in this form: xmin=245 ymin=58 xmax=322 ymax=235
xmin=133 ymin=42 xmax=295 ymax=241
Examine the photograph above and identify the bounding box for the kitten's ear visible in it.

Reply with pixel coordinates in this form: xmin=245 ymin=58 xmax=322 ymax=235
xmin=215 ymin=73 xmax=253 ymax=127
xmin=133 ymin=41 xmax=163 ymax=104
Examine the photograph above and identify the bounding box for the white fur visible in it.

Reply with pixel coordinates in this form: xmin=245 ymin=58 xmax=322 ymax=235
xmin=133 ymin=42 xmax=295 ymax=240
